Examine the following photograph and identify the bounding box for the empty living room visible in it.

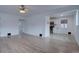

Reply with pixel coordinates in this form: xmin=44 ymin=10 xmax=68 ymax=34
xmin=0 ymin=5 xmax=79 ymax=53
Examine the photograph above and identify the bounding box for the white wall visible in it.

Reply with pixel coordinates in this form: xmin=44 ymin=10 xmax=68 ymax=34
xmin=74 ymin=10 xmax=79 ymax=45
xmin=0 ymin=13 xmax=22 ymax=37
xmin=67 ymin=16 xmax=76 ymax=35
xmin=23 ymin=14 xmax=46 ymax=37
xmin=44 ymin=16 xmax=50 ymax=37
xmin=75 ymin=26 xmax=79 ymax=45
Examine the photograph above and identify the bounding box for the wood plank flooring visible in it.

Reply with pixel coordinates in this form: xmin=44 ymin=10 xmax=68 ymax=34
xmin=0 ymin=34 xmax=79 ymax=53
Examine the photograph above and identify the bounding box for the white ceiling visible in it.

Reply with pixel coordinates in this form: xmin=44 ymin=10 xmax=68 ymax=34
xmin=0 ymin=5 xmax=69 ymax=15
xmin=0 ymin=5 xmax=79 ymax=16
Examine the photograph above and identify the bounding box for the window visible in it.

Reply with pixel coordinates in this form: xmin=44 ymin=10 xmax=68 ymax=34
xmin=61 ymin=19 xmax=67 ymax=28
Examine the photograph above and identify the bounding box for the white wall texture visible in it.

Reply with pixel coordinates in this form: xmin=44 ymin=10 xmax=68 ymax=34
xmin=23 ymin=14 xmax=46 ymax=37
xmin=74 ymin=10 xmax=79 ymax=45
xmin=0 ymin=13 xmax=22 ymax=37
xmin=75 ymin=26 xmax=79 ymax=45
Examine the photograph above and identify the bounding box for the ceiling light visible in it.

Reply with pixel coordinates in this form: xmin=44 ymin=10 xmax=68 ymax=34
xmin=19 ymin=5 xmax=28 ymax=14
xmin=20 ymin=9 xmax=26 ymax=14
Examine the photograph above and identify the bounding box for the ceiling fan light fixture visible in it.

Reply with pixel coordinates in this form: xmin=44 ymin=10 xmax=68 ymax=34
xmin=19 ymin=9 xmax=26 ymax=14
xmin=19 ymin=5 xmax=28 ymax=14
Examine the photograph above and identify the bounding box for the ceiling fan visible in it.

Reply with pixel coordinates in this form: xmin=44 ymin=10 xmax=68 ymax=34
xmin=19 ymin=5 xmax=28 ymax=14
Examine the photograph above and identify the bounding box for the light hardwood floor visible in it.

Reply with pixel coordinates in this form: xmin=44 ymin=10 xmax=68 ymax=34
xmin=0 ymin=34 xmax=79 ymax=53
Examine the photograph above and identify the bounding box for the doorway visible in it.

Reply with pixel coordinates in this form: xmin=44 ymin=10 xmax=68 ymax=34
xmin=50 ymin=21 xmax=55 ymax=34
